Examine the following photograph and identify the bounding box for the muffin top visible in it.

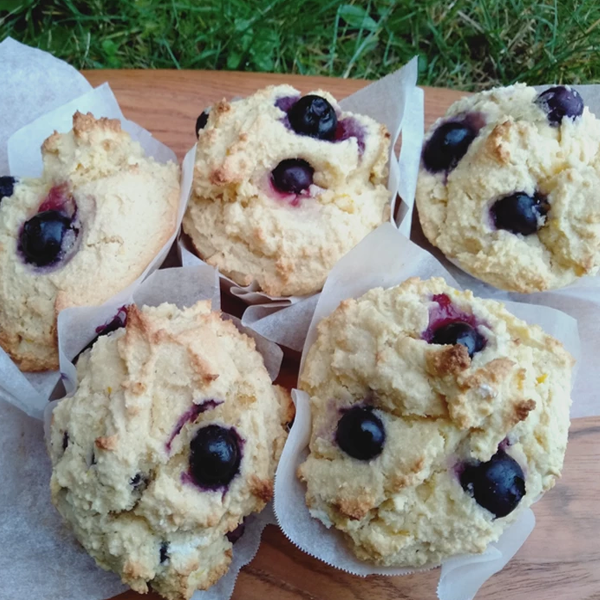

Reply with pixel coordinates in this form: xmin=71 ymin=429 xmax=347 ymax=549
xmin=416 ymin=84 xmax=600 ymax=292
xmin=49 ymin=301 xmax=293 ymax=600
xmin=0 ymin=112 xmax=180 ymax=371
xmin=183 ymin=85 xmax=391 ymax=296
xmin=298 ymin=277 xmax=572 ymax=567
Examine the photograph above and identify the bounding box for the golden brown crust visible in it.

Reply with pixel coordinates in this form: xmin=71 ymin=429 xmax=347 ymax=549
xmin=73 ymin=110 xmax=122 ymax=136
xmin=249 ymin=475 xmax=274 ymax=503
xmin=275 ymin=385 xmax=296 ymax=426
xmin=41 ymin=131 xmax=62 ymax=155
xmin=459 ymin=357 xmax=515 ymax=388
xmin=123 ymin=558 xmax=153 ymax=584
xmin=513 ymin=398 xmax=536 ymax=424
xmin=209 ymin=167 xmax=229 ymax=186
xmin=485 ymin=120 xmax=513 ymax=164
xmin=0 ymin=328 xmax=59 ymax=372
xmin=426 ymin=344 xmax=471 ymax=377
xmin=336 ymin=496 xmax=374 ymax=520
xmin=95 ymin=435 xmax=118 ymax=450
xmin=213 ymin=99 xmax=231 ymax=116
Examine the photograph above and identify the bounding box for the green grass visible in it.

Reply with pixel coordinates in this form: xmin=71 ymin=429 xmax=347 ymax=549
xmin=1 ymin=0 xmax=600 ymax=90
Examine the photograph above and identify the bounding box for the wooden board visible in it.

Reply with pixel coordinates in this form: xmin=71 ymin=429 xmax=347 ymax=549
xmin=80 ymin=70 xmax=600 ymax=600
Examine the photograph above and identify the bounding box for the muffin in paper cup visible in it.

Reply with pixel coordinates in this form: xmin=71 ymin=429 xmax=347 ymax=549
xmin=0 ymin=41 xmax=189 ymax=418
xmin=415 ymin=82 xmax=600 ymax=294
xmin=179 ymin=58 xmax=424 ymax=351
xmin=275 ymin=224 xmax=585 ymax=600
xmin=1 ymin=110 xmax=180 ymax=373
xmin=0 ymin=265 xmax=290 ymax=600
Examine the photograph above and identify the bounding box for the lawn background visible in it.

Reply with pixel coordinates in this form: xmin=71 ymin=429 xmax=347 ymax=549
xmin=1 ymin=0 xmax=600 ymax=90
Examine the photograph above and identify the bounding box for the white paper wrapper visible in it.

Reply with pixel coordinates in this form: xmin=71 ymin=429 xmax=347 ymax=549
xmin=410 ymin=83 xmax=600 ymax=419
xmin=0 ymin=42 xmax=187 ymax=419
xmin=0 ymin=37 xmax=92 ymax=172
xmin=275 ymin=223 xmax=586 ymax=600
xmin=1 ymin=265 xmax=282 ymax=600
xmin=180 ymin=58 xmax=424 ymax=351
xmin=8 ymin=82 xmax=176 ymax=177
xmin=0 ymin=400 xmax=127 ymax=600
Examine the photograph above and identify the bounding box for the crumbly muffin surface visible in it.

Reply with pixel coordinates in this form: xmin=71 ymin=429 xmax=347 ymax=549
xmin=417 ymin=84 xmax=600 ymax=292
xmin=184 ymin=85 xmax=391 ymax=296
xmin=50 ymin=301 xmax=293 ymax=600
xmin=0 ymin=111 xmax=180 ymax=371
xmin=299 ymin=277 xmax=572 ymax=566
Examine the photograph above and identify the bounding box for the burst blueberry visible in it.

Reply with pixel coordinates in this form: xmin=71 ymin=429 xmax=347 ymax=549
xmin=336 ymin=405 xmax=385 ymax=461
xmin=288 ymin=95 xmax=337 ymax=140
xmin=535 ymin=86 xmax=584 ymax=126
xmin=0 ymin=176 xmax=16 ymax=202
xmin=271 ymin=159 xmax=314 ymax=194
xmin=491 ymin=192 xmax=549 ymax=236
xmin=189 ymin=425 xmax=241 ymax=488
xmin=430 ymin=321 xmax=485 ymax=358
xmin=460 ymin=450 xmax=525 ymax=518
xmin=19 ymin=210 xmax=77 ymax=267
xmin=422 ymin=120 xmax=478 ymax=173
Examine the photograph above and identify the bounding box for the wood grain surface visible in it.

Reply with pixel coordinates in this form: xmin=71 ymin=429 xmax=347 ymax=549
xmin=80 ymin=70 xmax=600 ymax=600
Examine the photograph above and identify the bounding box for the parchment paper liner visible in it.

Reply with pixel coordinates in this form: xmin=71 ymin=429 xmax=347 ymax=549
xmin=180 ymin=57 xmax=425 ymax=351
xmin=0 ymin=41 xmax=189 ymax=419
xmin=274 ymin=223 xmax=587 ymax=600
xmin=1 ymin=265 xmax=283 ymax=600
xmin=0 ymin=37 xmax=91 ymax=173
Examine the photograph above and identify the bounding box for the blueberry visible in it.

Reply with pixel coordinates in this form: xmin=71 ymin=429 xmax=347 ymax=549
xmin=226 ymin=521 xmax=245 ymax=544
xmin=422 ymin=121 xmax=477 ymax=173
xmin=288 ymin=95 xmax=337 ymax=140
xmin=271 ymin=159 xmax=314 ymax=194
xmin=336 ymin=405 xmax=385 ymax=461
xmin=76 ymin=308 xmax=128 ymax=361
xmin=97 ymin=311 xmax=127 ymax=337
xmin=19 ymin=210 xmax=76 ymax=267
xmin=430 ymin=321 xmax=485 ymax=358
xmin=159 ymin=542 xmax=169 ymax=564
xmin=535 ymin=86 xmax=584 ymax=126
xmin=196 ymin=110 xmax=210 ymax=136
xmin=62 ymin=431 xmax=69 ymax=451
xmin=491 ymin=192 xmax=549 ymax=236
xmin=189 ymin=425 xmax=241 ymax=488
xmin=130 ymin=473 xmax=148 ymax=491
xmin=460 ymin=450 xmax=525 ymax=518
xmin=0 ymin=176 xmax=16 ymax=202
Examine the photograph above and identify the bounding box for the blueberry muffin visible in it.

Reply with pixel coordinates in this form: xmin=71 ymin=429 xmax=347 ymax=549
xmin=0 ymin=112 xmax=180 ymax=371
xmin=49 ymin=301 xmax=293 ymax=600
xmin=184 ymin=85 xmax=391 ymax=296
xmin=298 ymin=277 xmax=573 ymax=567
xmin=416 ymin=84 xmax=600 ymax=292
